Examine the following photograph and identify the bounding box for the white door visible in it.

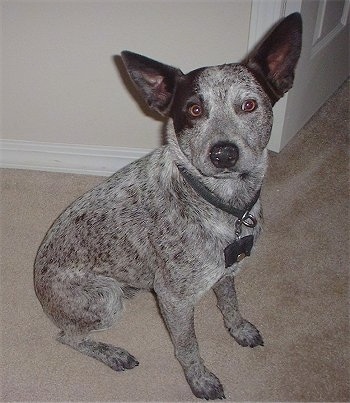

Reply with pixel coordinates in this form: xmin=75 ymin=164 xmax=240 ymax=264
xmin=250 ymin=0 xmax=350 ymax=152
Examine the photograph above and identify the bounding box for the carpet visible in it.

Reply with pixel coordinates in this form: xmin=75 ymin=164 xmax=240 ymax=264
xmin=1 ymin=80 xmax=349 ymax=401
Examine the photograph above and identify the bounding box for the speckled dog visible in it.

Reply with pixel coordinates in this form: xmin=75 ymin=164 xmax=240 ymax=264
xmin=34 ymin=14 xmax=302 ymax=400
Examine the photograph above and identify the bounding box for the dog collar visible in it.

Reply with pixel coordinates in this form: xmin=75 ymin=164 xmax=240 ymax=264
xmin=178 ymin=166 xmax=261 ymax=268
xmin=177 ymin=166 xmax=260 ymax=221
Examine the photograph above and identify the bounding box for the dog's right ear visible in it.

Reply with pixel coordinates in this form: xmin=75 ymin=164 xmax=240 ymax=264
xmin=121 ymin=51 xmax=184 ymax=116
xmin=246 ymin=12 xmax=302 ymax=104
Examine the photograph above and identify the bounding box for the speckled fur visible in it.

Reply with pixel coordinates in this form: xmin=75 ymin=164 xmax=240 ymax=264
xmin=34 ymin=13 xmax=302 ymax=400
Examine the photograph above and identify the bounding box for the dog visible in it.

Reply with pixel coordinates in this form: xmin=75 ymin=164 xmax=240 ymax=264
xmin=34 ymin=13 xmax=302 ymax=400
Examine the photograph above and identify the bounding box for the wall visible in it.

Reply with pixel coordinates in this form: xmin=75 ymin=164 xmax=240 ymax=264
xmin=2 ymin=0 xmax=252 ymax=152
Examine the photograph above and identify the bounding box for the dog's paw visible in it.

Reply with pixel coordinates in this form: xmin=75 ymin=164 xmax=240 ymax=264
xmin=80 ymin=339 xmax=139 ymax=371
xmin=107 ymin=347 xmax=140 ymax=371
xmin=229 ymin=320 xmax=264 ymax=348
xmin=185 ymin=365 xmax=225 ymax=400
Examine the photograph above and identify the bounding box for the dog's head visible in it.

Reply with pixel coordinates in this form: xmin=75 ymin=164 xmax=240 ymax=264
xmin=121 ymin=13 xmax=302 ymax=179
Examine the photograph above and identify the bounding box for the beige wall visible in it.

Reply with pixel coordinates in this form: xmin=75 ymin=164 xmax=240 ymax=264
xmin=2 ymin=0 xmax=252 ymax=150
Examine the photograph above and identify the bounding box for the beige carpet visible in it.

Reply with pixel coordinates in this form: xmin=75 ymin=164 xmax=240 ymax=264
xmin=1 ymin=81 xmax=349 ymax=402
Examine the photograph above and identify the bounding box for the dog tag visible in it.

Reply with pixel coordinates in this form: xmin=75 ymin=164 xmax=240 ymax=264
xmin=224 ymin=235 xmax=254 ymax=268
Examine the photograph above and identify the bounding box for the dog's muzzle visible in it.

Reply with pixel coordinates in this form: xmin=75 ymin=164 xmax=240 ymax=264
xmin=209 ymin=142 xmax=239 ymax=169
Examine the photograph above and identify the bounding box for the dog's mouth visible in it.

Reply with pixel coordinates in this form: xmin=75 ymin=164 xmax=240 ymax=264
xmin=177 ymin=134 xmax=254 ymax=181
xmin=196 ymin=165 xmax=250 ymax=180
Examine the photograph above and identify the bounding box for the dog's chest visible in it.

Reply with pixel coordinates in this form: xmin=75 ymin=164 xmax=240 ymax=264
xmin=154 ymin=205 xmax=260 ymax=295
xmin=202 ymin=211 xmax=259 ymax=264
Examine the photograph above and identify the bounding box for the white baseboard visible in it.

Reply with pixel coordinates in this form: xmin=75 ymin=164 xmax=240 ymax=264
xmin=0 ymin=139 xmax=153 ymax=176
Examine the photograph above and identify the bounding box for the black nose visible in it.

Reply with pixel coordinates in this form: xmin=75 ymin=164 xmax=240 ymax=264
xmin=209 ymin=142 xmax=239 ymax=169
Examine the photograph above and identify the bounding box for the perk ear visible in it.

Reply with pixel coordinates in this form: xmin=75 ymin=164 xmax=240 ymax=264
xmin=121 ymin=51 xmax=183 ymax=116
xmin=246 ymin=12 xmax=302 ymax=104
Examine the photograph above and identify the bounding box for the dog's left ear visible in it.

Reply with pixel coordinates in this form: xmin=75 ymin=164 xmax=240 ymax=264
xmin=246 ymin=12 xmax=302 ymax=104
xmin=121 ymin=51 xmax=184 ymax=116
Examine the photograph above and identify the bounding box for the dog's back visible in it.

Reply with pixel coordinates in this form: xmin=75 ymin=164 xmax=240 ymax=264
xmin=35 ymin=150 xmax=158 ymax=298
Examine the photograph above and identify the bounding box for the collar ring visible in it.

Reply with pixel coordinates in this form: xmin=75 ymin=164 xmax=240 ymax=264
xmin=241 ymin=212 xmax=257 ymax=228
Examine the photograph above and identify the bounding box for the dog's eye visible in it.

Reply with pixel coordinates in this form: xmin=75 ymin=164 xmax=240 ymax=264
xmin=188 ymin=104 xmax=202 ymax=118
xmin=242 ymin=99 xmax=257 ymax=112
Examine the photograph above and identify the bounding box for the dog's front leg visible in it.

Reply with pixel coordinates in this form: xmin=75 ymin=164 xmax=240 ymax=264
xmin=156 ymin=291 xmax=225 ymax=400
xmin=213 ymin=275 xmax=264 ymax=348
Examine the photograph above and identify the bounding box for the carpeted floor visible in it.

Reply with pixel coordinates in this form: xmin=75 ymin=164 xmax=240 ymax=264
xmin=1 ymin=80 xmax=349 ymax=402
